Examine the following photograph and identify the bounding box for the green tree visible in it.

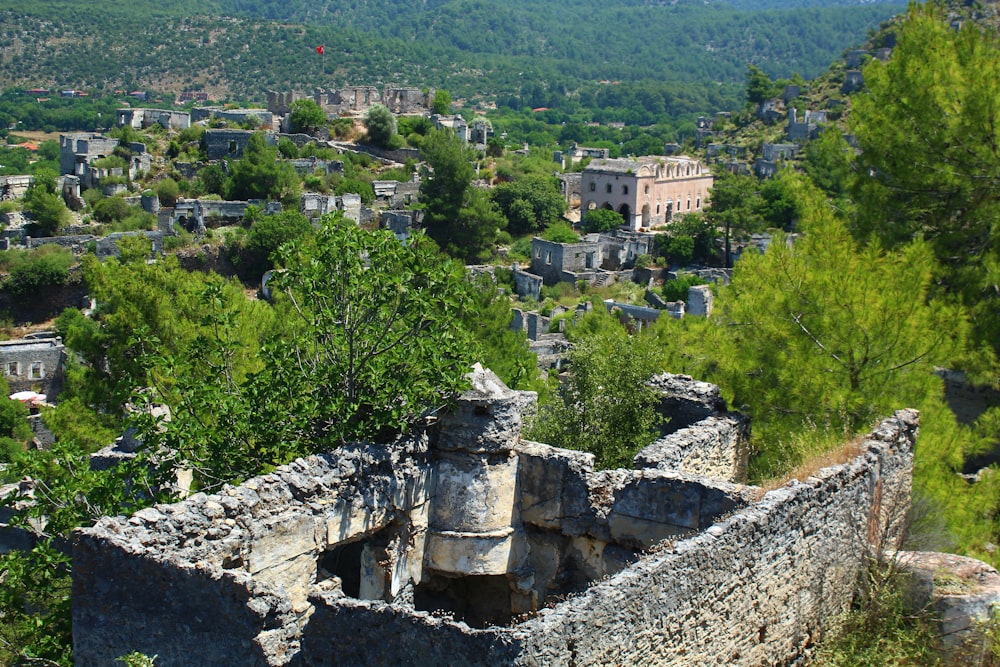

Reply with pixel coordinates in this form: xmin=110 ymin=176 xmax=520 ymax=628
xmin=540 ymin=221 xmax=579 ymax=243
xmin=138 ymin=217 xmax=477 ymax=490
xmin=699 ymin=179 xmax=960 ymax=477
xmin=226 ymin=209 xmax=314 ymax=280
xmin=363 ymin=104 xmax=397 ymax=148
xmin=490 ymin=174 xmax=566 ymax=235
xmin=432 ymin=89 xmax=452 ymax=115
xmin=528 ymin=308 xmax=664 ymax=469
xmin=850 ymin=3 xmax=1000 ymax=375
xmin=745 ymin=64 xmax=777 ymax=106
xmin=289 ymin=98 xmax=327 ymax=134
xmin=22 ymin=170 xmax=69 ymax=236
xmin=419 ymin=128 xmax=505 ymax=261
xmin=227 ymin=133 xmax=299 ymax=206
xmin=1 ymin=245 xmax=74 ymax=297
xmin=154 ymin=177 xmax=180 ymax=207
xmin=582 ymin=208 xmax=624 ymax=233
xmin=705 ymin=170 xmax=765 ymax=268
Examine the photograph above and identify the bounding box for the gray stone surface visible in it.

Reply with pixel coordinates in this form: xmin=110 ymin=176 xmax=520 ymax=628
xmin=71 ymin=365 xmax=917 ymax=667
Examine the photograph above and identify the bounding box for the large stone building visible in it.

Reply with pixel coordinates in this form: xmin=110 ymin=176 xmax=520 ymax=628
xmin=581 ymin=156 xmax=713 ymax=230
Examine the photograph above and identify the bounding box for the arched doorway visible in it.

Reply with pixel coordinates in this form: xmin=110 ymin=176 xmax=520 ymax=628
xmin=641 ymin=204 xmax=651 ymax=228
xmin=618 ymin=204 xmax=632 ymax=228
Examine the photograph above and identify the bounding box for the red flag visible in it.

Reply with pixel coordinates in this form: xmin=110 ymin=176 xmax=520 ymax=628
xmin=316 ymin=45 xmax=325 ymax=55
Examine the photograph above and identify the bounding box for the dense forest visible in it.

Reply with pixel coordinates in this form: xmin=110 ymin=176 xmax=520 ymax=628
xmin=0 ymin=0 xmax=902 ymax=106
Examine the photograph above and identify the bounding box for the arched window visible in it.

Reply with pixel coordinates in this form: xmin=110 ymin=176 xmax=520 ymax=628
xmin=686 ymin=198 xmax=691 ymax=210
xmin=644 ymin=184 xmax=650 ymax=194
xmin=696 ymin=197 xmax=701 ymax=209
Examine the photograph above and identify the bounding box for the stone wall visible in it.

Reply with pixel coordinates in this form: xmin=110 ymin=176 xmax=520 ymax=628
xmin=72 ymin=368 xmax=916 ymax=667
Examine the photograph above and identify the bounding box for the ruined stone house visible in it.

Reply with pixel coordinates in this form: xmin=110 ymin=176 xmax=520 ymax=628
xmin=0 ymin=334 xmax=65 ymax=399
xmin=117 ymin=108 xmax=191 ymax=131
xmin=72 ymin=366 xmax=915 ymax=666
xmin=581 ymin=156 xmax=713 ymax=231
xmin=59 ymin=133 xmax=151 ymax=188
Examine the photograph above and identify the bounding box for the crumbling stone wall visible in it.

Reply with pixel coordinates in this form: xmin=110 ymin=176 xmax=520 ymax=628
xmin=72 ymin=368 xmax=915 ymax=667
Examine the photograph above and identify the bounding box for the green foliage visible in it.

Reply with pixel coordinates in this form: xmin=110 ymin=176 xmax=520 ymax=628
xmin=432 ymin=89 xmax=452 ymax=115
xmin=419 ymin=129 xmax=505 ymax=261
xmin=363 ymin=104 xmax=397 ymax=148
xmin=227 ymin=133 xmax=300 ymax=206
xmin=658 ymin=212 xmax=720 ymax=265
xmin=41 ymin=396 xmax=121 ymax=454
xmin=540 ymin=221 xmax=579 ymax=243
xmin=462 ymin=273 xmax=540 ymax=392
xmin=850 ymin=3 xmax=1000 ymax=378
xmin=0 ymin=541 xmax=74 ymax=666
xmin=226 ymin=209 xmax=314 ymax=281
xmin=22 ymin=175 xmax=70 ymax=237
xmin=91 ymin=195 xmax=132 ymax=223
xmin=582 ymin=208 xmax=623 ymax=234
xmin=154 ymin=177 xmax=180 ymax=207
xmin=134 ymin=218 xmax=476 ymax=490
xmin=683 ymin=180 xmax=961 ymax=480
xmin=662 ymin=272 xmax=706 ymax=302
xmin=0 ymin=375 xmax=31 ymax=462
xmin=1 ymin=244 xmax=75 ymax=296
xmin=706 ymin=170 xmax=766 ymax=268
xmin=489 ymin=174 xmax=566 ymax=235
xmin=527 ymin=308 xmax=664 ymax=468
xmin=334 ymin=177 xmax=375 ymax=205
xmin=745 ymin=64 xmax=778 ymax=106
xmin=288 ymin=98 xmax=326 ymax=134
xmin=813 ymin=560 xmax=942 ymax=667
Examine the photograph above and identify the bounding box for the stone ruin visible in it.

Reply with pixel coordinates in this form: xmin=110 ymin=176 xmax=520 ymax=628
xmin=72 ymin=367 xmax=915 ymax=666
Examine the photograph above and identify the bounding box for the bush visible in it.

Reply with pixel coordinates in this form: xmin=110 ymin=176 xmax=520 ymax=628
xmin=2 ymin=246 xmax=75 ymax=296
xmin=582 ymin=208 xmax=624 ymax=233
xmin=541 ymin=221 xmax=579 ymax=243
xmin=662 ymin=272 xmax=707 ymax=302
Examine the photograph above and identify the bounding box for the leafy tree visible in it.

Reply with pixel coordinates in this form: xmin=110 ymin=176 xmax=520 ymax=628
xmin=419 ymin=128 xmax=505 ymax=261
xmin=1 ymin=245 xmax=75 ymax=297
xmin=850 ymin=3 xmax=1000 ymax=375
xmin=288 ymin=98 xmax=327 ymax=134
xmin=693 ymin=179 xmax=960 ymax=478
xmin=659 ymin=212 xmax=719 ymax=265
xmin=462 ymin=273 xmax=539 ymax=392
xmin=490 ymin=174 xmax=566 ymax=235
xmin=432 ymin=89 xmax=452 ymax=115
xmin=138 ymin=217 xmax=477 ymax=490
xmin=154 ymin=177 xmax=180 ymax=207
xmin=705 ymin=170 xmax=765 ymax=268
xmin=745 ymin=64 xmax=777 ymax=106
xmin=802 ymin=127 xmax=852 ymax=199
xmin=226 ymin=209 xmax=314 ymax=281
xmin=582 ymin=208 xmax=623 ymax=233
xmin=227 ymin=133 xmax=299 ymax=206
xmin=90 ymin=195 xmax=131 ymax=223
xmin=759 ymin=170 xmax=802 ymax=230
xmin=541 ymin=221 xmax=579 ymax=243
xmin=528 ymin=308 xmax=664 ymax=469
xmin=22 ymin=170 xmax=70 ymax=236
xmin=363 ymin=104 xmax=397 ymax=148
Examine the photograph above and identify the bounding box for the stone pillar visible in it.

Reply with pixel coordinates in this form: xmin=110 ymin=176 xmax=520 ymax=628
xmin=426 ymin=365 xmax=536 ymax=578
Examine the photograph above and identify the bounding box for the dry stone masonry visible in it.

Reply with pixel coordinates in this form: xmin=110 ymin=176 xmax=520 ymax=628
xmin=72 ymin=367 xmax=915 ymax=666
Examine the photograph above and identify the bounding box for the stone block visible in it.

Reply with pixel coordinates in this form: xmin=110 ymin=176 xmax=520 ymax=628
xmin=247 ymin=514 xmax=319 ymax=574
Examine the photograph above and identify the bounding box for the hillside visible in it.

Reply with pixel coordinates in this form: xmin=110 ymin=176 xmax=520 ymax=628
xmin=0 ymin=0 xmax=904 ymax=105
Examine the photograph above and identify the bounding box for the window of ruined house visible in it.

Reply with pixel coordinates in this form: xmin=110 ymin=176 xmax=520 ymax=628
xmin=5 ymin=361 xmax=18 ymax=376
xmin=687 ymin=199 xmax=691 ymax=211
xmin=696 ymin=197 xmax=702 ymax=209
xmin=30 ymin=361 xmax=43 ymax=380
xmin=589 ymin=182 xmax=596 ymax=192
xmin=228 ymin=140 xmax=237 ymax=154
xmin=535 ymin=247 xmax=541 ymax=258
xmin=546 ymin=251 xmax=552 ymax=265
xmin=656 ymin=204 xmax=661 ymax=215
xmin=622 ymin=185 xmax=629 ymax=195
xmin=606 ymin=183 xmax=612 ymax=194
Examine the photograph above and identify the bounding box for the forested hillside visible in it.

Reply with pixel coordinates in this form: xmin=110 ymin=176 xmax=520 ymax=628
xmin=0 ymin=0 xmax=902 ymax=104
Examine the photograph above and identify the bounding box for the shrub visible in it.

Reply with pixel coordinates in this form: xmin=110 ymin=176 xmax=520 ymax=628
xmin=2 ymin=246 xmax=75 ymax=296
